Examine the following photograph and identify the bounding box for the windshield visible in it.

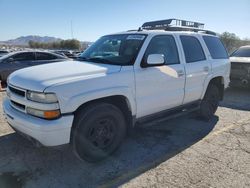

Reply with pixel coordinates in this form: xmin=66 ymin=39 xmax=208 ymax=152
xmin=231 ymin=47 xmax=250 ymax=57
xmin=79 ymin=34 xmax=146 ymax=65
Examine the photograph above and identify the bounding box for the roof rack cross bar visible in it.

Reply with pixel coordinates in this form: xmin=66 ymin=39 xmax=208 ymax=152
xmin=141 ymin=18 xmax=216 ymax=36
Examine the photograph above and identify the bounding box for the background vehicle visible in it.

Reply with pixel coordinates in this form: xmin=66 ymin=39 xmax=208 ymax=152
xmin=0 ymin=50 xmax=9 ymax=57
xmin=0 ymin=51 xmax=69 ymax=88
xmin=53 ymin=50 xmax=78 ymax=59
xmin=3 ymin=19 xmax=230 ymax=162
xmin=230 ymin=45 xmax=250 ymax=87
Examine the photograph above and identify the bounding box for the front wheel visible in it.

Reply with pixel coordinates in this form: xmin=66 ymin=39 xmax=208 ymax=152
xmin=199 ymin=84 xmax=220 ymax=120
xmin=72 ymin=103 xmax=126 ymax=162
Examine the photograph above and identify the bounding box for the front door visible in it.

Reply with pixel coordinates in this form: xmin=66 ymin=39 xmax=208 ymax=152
xmin=135 ymin=35 xmax=185 ymax=118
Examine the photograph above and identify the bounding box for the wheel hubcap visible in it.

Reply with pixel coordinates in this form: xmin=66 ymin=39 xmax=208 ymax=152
xmin=88 ymin=118 xmax=116 ymax=149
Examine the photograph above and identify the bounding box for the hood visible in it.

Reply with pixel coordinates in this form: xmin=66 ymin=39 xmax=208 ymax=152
xmin=8 ymin=60 xmax=121 ymax=92
xmin=230 ymin=57 xmax=250 ymax=63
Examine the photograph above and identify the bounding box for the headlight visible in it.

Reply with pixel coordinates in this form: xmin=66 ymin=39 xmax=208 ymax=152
xmin=27 ymin=91 xmax=58 ymax=103
xmin=26 ymin=107 xmax=61 ymax=119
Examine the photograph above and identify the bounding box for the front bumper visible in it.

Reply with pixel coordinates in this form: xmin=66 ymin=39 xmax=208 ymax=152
xmin=3 ymin=98 xmax=74 ymax=146
xmin=230 ymin=78 xmax=250 ymax=87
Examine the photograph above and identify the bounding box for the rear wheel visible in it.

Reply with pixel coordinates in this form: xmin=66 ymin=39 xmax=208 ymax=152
xmin=199 ymin=84 xmax=220 ymax=120
xmin=72 ymin=103 xmax=126 ymax=162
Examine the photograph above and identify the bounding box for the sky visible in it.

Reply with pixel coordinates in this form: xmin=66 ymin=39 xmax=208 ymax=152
xmin=0 ymin=0 xmax=249 ymax=42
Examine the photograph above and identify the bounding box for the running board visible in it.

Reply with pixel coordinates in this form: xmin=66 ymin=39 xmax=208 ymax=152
xmin=136 ymin=101 xmax=201 ymax=126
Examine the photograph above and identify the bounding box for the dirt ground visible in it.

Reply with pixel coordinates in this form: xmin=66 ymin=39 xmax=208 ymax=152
xmin=0 ymin=88 xmax=249 ymax=188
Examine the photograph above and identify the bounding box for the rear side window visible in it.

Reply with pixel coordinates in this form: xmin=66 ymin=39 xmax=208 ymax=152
xmin=144 ymin=35 xmax=179 ymax=65
xmin=36 ymin=52 xmax=57 ymax=60
xmin=203 ymin=36 xmax=228 ymax=59
xmin=180 ymin=36 xmax=206 ymax=63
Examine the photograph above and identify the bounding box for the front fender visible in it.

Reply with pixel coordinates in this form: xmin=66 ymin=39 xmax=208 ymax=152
xmin=60 ymin=86 xmax=136 ymax=115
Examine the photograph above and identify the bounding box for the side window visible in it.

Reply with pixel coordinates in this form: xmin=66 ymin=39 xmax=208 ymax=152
xmin=36 ymin=52 xmax=57 ymax=60
xmin=203 ymin=36 xmax=228 ymax=59
xmin=180 ymin=36 xmax=206 ymax=63
xmin=144 ymin=35 xmax=179 ymax=65
xmin=12 ymin=52 xmax=35 ymax=61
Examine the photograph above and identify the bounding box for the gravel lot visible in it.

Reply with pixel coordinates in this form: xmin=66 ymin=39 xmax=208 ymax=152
xmin=0 ymin=88 xmax=250 ymax=188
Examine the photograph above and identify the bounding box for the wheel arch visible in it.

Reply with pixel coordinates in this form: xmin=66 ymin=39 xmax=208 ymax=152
xmin=70 ymin=95 xmax=134 ymax=142
xmin=202 ymin=76 xmax=225 ymax=100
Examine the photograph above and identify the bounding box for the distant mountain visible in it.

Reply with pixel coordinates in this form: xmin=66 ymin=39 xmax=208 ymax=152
xmin=0 ymin=35 xmax=62 ymax=46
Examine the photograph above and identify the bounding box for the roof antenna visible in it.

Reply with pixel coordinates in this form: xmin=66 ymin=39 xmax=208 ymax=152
xmin=70 ymin=20 xmax=74 ymax=39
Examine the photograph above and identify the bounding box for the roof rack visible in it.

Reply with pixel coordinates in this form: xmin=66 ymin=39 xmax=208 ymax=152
xmin=141 ymin=19 xmax=216 ymax=35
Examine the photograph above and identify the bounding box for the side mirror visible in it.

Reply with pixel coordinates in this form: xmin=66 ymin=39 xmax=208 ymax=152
xmin=147 ymin=54 xmax=165 ymax=66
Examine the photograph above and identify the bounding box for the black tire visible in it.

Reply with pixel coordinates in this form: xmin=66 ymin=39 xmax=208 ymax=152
xmin=0 ymin=80 xmax=3 ymax=91
xmin=72 ymin=103 xmax=126 ymax=162
xmin=199 ymin=84 xmax=220 ymax=120
xmin=0 ymin=78 xmax=6 ymax=90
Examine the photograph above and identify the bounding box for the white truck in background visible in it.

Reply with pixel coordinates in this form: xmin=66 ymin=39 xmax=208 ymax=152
xmin=3 ymin=19 xmax=230 ymax=162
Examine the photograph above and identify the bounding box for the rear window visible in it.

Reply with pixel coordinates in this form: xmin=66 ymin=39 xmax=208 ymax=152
xmin=180 ymin=36 xmax=206 ymax=63
xmin=203 ymin=36 xmax=228 ymax=59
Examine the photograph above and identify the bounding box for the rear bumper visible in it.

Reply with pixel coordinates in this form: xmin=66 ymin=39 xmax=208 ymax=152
xmin=3 ymin=98 xmax=74 ymax=146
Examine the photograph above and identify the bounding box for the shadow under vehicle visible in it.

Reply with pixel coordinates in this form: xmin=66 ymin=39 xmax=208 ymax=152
xmin=0 ymin=113 xmax=218 ymax=188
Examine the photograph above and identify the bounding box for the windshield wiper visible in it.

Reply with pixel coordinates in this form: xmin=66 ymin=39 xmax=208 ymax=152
xmin=77 ymin=56 xmax=89 ymax=61
xmin=77 ymin=56 xmax=116 ymax=65
xmin=87 ymin=57 xmax=111 ymax=64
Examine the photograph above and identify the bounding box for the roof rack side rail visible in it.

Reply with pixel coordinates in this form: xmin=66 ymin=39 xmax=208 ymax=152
xmin=141 ymin=18 xmax=216 ymax=35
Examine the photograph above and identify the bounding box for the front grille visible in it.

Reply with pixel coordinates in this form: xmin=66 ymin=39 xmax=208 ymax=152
xmin=231 ymin=62 xmax=250 ymax=69
xmin=8 ymin=85 xmax=27 ymax=113
xmin=8 ymin=86 xmax=25 ymax=97
xmin=231 ymin=62 xmax=250 ymax=77
xmin=11 ymin=100 xmax=25 ymax=111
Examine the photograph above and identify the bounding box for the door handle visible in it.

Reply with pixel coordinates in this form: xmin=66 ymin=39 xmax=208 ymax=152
xmin=177 ymin=70 xmax=185 ymax=77
xmin=203 ymin=66 xmax=209 ymax=72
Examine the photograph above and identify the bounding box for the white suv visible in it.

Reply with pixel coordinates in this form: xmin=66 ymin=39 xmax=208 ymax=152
xmin=3 ymin=19 xmax=230 ymax=162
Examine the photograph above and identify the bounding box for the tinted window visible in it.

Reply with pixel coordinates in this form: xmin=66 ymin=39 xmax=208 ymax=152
xmin=231 ymin=47 xmax=250 ymax=57
xmin=12 ymin=52 xmax=35 ymax=61
xmin=36 ymin=52 xmax=57 ymax=60
xmin=180 ymin=36 xmax=206 ymax=63
xmin=203 ymin=36 xmax=228 ymax=59
xmin=144 ymin=35 xmax=179 ymax=65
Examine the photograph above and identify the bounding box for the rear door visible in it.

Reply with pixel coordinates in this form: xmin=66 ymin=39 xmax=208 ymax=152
xmin=202 ymin=36 xmax=230 ymax=86
xmin=179 ymin=35 xmax=210 ymax=104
